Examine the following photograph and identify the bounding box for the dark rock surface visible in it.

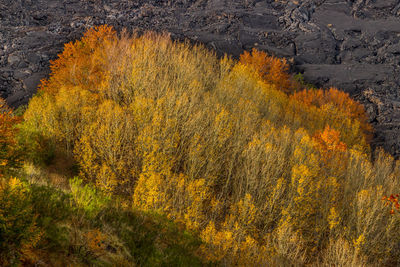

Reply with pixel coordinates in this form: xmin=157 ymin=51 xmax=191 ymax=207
xmin=1 ymin=0 xmax=400 ymax=156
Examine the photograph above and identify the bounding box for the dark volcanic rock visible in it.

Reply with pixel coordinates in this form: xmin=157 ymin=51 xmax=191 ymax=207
xmin=1 ymin=0 xmax=400 ymax=156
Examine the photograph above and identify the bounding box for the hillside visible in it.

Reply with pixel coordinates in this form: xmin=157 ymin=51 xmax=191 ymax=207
xmin=1 ymin=26 xmax=400 ymax=266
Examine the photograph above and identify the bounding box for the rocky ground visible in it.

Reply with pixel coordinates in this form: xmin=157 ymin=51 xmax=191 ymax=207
xmin=1 ymin=0 xmax=400 ymax=156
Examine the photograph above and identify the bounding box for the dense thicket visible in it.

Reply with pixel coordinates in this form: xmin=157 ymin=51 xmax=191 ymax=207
xmin=7 ymin=25 xmax=400 ymax=265
xmin=1 ymin=101 xmax=203 ymax=266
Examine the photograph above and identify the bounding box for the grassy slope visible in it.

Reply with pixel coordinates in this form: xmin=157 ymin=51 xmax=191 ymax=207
xmin=2 ymin=152 xmax=208 ymax=266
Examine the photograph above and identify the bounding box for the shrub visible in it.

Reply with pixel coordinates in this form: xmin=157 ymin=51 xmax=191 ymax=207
xmin=0 ymin=177 xmax=43 ymax=265
xmin=69 ymin=177 xmax=111 ymax=219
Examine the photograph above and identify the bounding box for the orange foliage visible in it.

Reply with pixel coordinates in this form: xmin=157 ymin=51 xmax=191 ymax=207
xmin=86 ymin=229 xmax=107 ymax=257
xmin=313 ymin=125 xmax=347 ymax=157
xmin=0 ymin=98 xmax=21 ymax=176
xmin=292 ymin=88 xmax=372 ymax=142
xmin=239 ymin=48 xmax=295 ymax=93
xmin=313 ymin=125 xmax=349 ymax=175
xmin=382 ymin=194 xmax=400 ymax=215
xmin=40 ymin=25 xmax=116 ymax=95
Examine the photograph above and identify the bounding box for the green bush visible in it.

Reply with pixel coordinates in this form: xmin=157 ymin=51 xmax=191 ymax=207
xmin=69 ymin=177 xmax=111 ymax=219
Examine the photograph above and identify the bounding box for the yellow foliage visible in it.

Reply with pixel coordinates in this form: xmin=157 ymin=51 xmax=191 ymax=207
xmin=328 ymin=207 xmax=340 ymax=230
xmin=353 ymin=234 xmax=366 ymax=252
xmin=23 ymin=26 xmax=400 ymax=265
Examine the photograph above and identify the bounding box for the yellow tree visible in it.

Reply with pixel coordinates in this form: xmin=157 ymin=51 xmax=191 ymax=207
xmin=276 ymin=129 xmax=342 ymax=261
xmin=74 ymin=100 xmax=137 ymax=194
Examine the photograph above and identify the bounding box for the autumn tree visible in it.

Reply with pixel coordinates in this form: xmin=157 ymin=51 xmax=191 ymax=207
xmin=239 ymin=48 xmax=297 ymax=94
xmin=22 ymin=26 xmax=400 ymax=265
xmin=0 ymin=98 xmax=21 ymax=176
xmin=292 ymin=87 xmax=373 ymax=143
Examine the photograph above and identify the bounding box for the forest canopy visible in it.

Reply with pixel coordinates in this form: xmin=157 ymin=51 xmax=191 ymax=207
xmin=2 ymin=25 xmax=400 ymax=266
